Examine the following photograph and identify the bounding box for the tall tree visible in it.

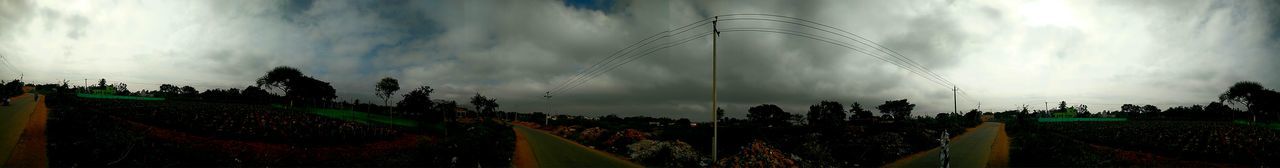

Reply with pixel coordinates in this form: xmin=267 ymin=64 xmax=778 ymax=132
xmin=747 ymin=104 xmax=792 ymax=128
xmin=180 ymin=86 xmax=198 ymax=97
xmin=848 ymin=102 xmax=874 ymax=120
xmin=470 ymin=93 xmax=498 ymax=118
xmin=398 ymin=85 xmax=437 ymax=122
xmin=1120 ymin=104 xmax=1141 ymax=114
xmin=256 ymin=66 xmax=304 ymax=105
xmin=877 ymin=99 xmax=916 ymax=120
xmin=242 ymin=85 xmax=272 ymax=103
xmin=97 ymin=78 xmax=106 ymax=88
xmin=114 ymin=83 xmax=129 ymax=95
xmin=1141 ymin=105 xmax=1160 ymax=114
xmin=286 ymin=77 xmax=336 ymax=105
xmin=159 ymin=84 xmax=180 ymax=97
xmin=806 ymin=101 xmax=846 ymax=129
xmin=375 ymin=77 xmax=400 ymax=112
xmin=256 ymin=66 xmax=303 ymax=94
xmin=1219 ymin=81 xmax=1280 ymax=121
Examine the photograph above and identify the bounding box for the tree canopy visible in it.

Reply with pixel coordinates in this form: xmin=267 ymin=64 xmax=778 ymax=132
xmin=470 ymin=93 xmax=499 ymax=117
xmin=256 ymin=66 xmax=303 ymax=93
xmin=376 ymin=77 xmax=400 ymax=107
xmin=806 ymin=101 xmax=846 ymax=129
xmin=747 ymin=104 xmax=792 ymax=128
xmin=877 ymin=99 xmax=915 ymax=120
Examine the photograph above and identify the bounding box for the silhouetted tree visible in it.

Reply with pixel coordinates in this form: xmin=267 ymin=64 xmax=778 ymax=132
xmin=747 ymin=104 xmax=792 ymax=128
xmin=1 ymin=80 xmax=21 ymax=99
xmin=1142 ymin=105 xmax=1160 ymax=114
xmin=717 ymin=107 xmax=726 ymax=121
xmin=877 ymin=99 xmax=915 ymax=120
xmin=1121 ymin=104 xmax=1141 ymax=117
xmin=470 ymin=93 xmax=498 ymax=118
xmin=256 ymin=66 xmax=303 ymax=105
xmin=97 ymin=78 xmax=106 ymax=88
xmin=376 ymin=77 xmax=399 ymax=112
xmin=1077 ymin=104 xmax=1090 ymax=116
xmin=398 ymin=85 xmax=437 ymax=122
xmin=848 ymin=102 xmax=874 ymax=120
xmin=114 ymin=82 xmax=129 ymax=95
xmin=1219 ymin=81 xmax=1280 ymax=121
xmin=159 ymin=84 xmax=180 ymax=97
xmin=241 ymin=86 xmax=272 ymax=104
xmin=180 ymin=86 xmax=198 ymax=97
xmin=285 ymin=77 xmax=336 ymax=105
xmin=806 ymin=101 xmax=846 ymax=130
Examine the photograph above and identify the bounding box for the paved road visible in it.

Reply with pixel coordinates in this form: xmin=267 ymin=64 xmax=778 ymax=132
xmin=887 ymin=122 xmax=1005 ymax=168
xmin=0 ymin=93 xmax=37 ymax=164
xmin=512 ymin=125 xmax=641 ymax=168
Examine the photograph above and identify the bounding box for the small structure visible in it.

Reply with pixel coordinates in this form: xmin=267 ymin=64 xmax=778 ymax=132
xmin=1051 ymin=107 xmax=1077 ymax=118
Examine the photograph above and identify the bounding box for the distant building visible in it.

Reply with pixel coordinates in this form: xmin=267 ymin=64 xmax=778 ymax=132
xmin=1051 ymin=107 xmax=1077 ymax=118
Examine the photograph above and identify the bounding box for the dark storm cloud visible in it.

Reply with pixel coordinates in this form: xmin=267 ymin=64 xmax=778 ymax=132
xmin=2 ymin=0 xmax=1279 ymax=121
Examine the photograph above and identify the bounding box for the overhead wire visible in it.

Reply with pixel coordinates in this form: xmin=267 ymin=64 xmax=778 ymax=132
xmin=717 ymin=27 xmax=953 ymax=89
xmin=549 ymin=18 xmax=715 ymax=94
xmin=551 ymin=24 xmax=713 ymax=95
xmin=557 ymin=31 xmax=716 ymax=96
xmin=549 ymin=14 xmax=970 ymax=101
xmin=721 ymin=14 xmax=956 ymax=87
xmin=714 ymin=17 xmax=955 ymax=89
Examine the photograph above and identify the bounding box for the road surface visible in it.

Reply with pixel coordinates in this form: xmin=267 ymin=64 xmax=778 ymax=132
xmin=512 ymin=125 xmax=641 ymax=168
xmin=1 ymin=93 xmax=46 ymax=167
xmin=886 ymin=122 xmax=1008 ymax=168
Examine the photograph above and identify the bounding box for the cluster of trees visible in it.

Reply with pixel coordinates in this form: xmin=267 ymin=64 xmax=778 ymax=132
xmin=538 ymin=98 xmax=966 ymax=167
xmin=255 ymin=66 xmax=336 ymax=105
xmin=1034 ymin=81 xmax=1277 ymax=122
xmin=2 ymin=80 xmax=24 ymax=99
xmin=746 ymin=99 xmax=918 ymax=132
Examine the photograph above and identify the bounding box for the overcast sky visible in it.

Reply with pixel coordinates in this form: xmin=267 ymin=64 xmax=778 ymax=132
xmin=1 ymin=0 xmax=1278 ymax=121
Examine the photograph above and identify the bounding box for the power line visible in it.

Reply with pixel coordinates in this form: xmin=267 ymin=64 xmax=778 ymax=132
xmin=549 ymin=18 xmax=716 ymax=94
xmin=549 ymin=14 xmax=971 ymax=102
xmin=721 ymin=14 xmax=956 ymax=86
xmin=716 ymin=16 xmax=956 ymax=88
xmin=718 ymin=28 xmax=954 ymax=89
xmin=556 ymin=31 xmax=716 ymax=96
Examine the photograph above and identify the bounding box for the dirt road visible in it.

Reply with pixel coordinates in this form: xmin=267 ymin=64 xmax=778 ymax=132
xmin=886 ymin=122 xmax=1009 ymax=168
xmin=511 ymin=125 xmax=640 ymax=168
xmin=1 ymin=93 xmax=48 ymax=167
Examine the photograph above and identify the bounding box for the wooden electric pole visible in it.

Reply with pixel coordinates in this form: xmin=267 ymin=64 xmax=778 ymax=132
xmin=544 ymin=92 xmax=552 ymax=126
xmin=953 ymin=86 xmax=958 ymax=115
xmin=711 ymin=16 xmax=721 ymax=164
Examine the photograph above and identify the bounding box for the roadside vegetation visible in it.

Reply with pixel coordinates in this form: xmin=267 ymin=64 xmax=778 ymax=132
xmin=34 ymin=66 xmax=513 ymax=167
xmin=9 ymin=63 xmax=1278 ymax=167
xmin=1007 ymin=81 xmax=1280 ymax=167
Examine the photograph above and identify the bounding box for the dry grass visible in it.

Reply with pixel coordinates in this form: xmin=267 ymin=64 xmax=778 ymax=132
xmin=987 ymin=123 xmax=1009 ymax=168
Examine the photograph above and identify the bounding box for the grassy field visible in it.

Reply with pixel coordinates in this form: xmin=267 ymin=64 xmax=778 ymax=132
xmin=1233 ymin=120 xmax=1280 ymax=130
xmin=303 ymin=107 xmax=419 ymax=128
xmin=512 ymin=125 xmax=641 ymax=168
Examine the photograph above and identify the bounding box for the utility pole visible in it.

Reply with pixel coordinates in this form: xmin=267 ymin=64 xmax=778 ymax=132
xmin=953 ymin=86 xmax=958 ymax=115
xmin=544 ymin=92 xmax=552 ymax=126
xmin=711 ymin=16 xmax=721 ymax=163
